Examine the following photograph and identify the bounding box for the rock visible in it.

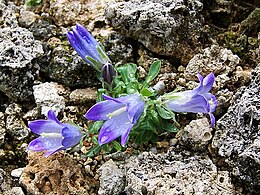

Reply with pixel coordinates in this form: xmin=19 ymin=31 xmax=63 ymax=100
xmin=106 ymin=0 xmax=205 ymax=64
xmin=20 ymin=151 xmax=96 ymax=195
xmin=98 ymin=159 xmax=125 ymax=195
xmin=184 ymin=45 xmax=240 ymax=82
xmin=212 ymin=64 xmax=260 ymax=193
xmin=179 ymin=118 xmax=213 ymax=151
xmin=240 ymin=8 xmax=260 ymax=36
xmin=18 ymin=8 xmax=38 ymax=28
xmin=0 ymin=26 xmax=43 ymax=101
xmin=0 ymin=2 xmax=18 ymax=28
xmin=33 ymin=82 xmax=66 ymax=116
xmin=0 ymin=112 xmax=5 ymax=146
xmin=42 ymin=45 xmax=99 ymax=88
xmin=3 ymin=187 xmax=25 ymax=195
xmin=5 ymin=103 xmax=30 ymax=140
xmin=124 ymin=151 xmax=236 ymax=194
xmin=11 ymin=168 xmax=25 ymax=178
xmin=69 ymin=88 xmax=97 ymax=105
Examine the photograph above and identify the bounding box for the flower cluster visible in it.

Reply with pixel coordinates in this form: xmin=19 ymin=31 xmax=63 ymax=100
xmin=27 ymin=23 xmax=218 ymax=157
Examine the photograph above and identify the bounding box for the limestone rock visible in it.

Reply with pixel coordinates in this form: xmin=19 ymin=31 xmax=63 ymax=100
xmin=184 ymin=45 xmax=240 ymax=82
xmin=20 ymin=152 xmax=96 ymax=195
xmin=0 ymin=2 xmax=18 ymax=28
xmin=124 ymin=151 xmax=236 ymax=194
xmin=69 ymin=88 xmax=97 ymax=105
xmin=0 ymin=26 xmax=43 ymax=101
xmin=98 ymin=159 xmax=125 ymax=195
xmin=5 ymin=103 xmax=29 ymax=140
xmin=212 ymin=64 xmax=260 ymax=193
xmin=33 ymin=82 xmax=66 ymax=116
xmin=0 ymin=112 xmax=5 ymax=146
xmin=179 ymin=118 xmax=213 ymax=151
xmin=106 ymin=0 xmax=205 ymax=64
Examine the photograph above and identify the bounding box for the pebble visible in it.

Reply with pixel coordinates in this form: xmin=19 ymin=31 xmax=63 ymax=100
xmin=11 ymin=167 xmax=25 ymax=178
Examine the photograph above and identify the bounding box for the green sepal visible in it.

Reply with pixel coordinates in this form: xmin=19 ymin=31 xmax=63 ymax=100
xmin=96 ymin=45 xmax=110 ymax=63
xmin=97 ymin=88 xmax=108 ymax=101
xmin=86 ymin=56 xmax=101 ymax=71
xmin=156 ymin=104 xmax=176 ymax=120
xmin=112 ymin=141 xmax=122 ymax=151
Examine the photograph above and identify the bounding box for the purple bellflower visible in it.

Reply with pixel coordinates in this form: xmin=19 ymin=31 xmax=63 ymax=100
xmin=85 ymin=94 xmax=145 ymax=146
xmin=28 ymin=110 xmax=82 ymax=157
xmin=161 ymin=73 xmax=218 ymax=126
xmin=67 ymin=23 xmax=111 ymax=71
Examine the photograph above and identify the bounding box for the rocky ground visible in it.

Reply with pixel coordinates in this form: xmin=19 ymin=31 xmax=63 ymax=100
xmin=0 ymin=0 xmax=259 ymax=194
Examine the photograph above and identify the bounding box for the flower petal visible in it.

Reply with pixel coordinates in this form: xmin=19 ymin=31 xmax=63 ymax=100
xmin=84 ymin=100 xmax=124 ymax=121
xmin=28 ymin=120 xmax=64 ymax=135
xmin=209 ymin=112 xmax=216 ymax=127
xmin=28 ymin=137 xmax=46 ymax=151
xmin=166 ymin=94 xmax=210 ymax=113
xmin=61 ymin=124 xmax=82 ymax=148
xmin=204 ymin=93 xmax=218 ymax=112
xmin=47 ymin=110 xmax=62 ymax=125
xmin=98 ymin=111 xmax=133 ymax=146
xmin=201 ymin=73 xmax=215 ymax=93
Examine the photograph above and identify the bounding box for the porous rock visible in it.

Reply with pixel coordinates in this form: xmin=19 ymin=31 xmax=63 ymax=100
xmin=98 ymin=159 xmax=125 ymax=195
xmin=124 ymin=151 xmax=236 ymax=194
xmin=20 ymin=151 xmax=96 ymax=195
xmin=5 ymin=103 xmax=29 ymax=140
xmin=0 ymin=112 xmax=5 ymax=146
xmin=69 ymin=88 xmax=97 ymax=105
xmin=184 ymin=45 xmax=240 ymax=82
xmin=212 ymin=64 xmax=260 ymax=193
xmin=0 ymin=27 xmax=43 ymax=101
xmin=179 ymin=118 xmax=213 ymax=151
xmin=33 ymin=82 xmax=66 ymax=116
xmin=0 ymin=2 xmax=18 ymax=28
xmin=106 ymin=0 xmax=205 ymax=64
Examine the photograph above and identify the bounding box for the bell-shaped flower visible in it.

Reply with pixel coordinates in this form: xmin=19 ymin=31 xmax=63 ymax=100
xmin=162 ymin=73 xmax=218 ymax=126
xmin=67 ymin=23 xmax=111 ymax=71
xmin=28 ymin=110 xmax=82 ymax=157
xmin=85 ymin=94 xmax=145 ymax=146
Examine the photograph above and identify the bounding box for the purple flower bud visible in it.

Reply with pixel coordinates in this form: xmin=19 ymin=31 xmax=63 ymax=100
xmin=84 ymin=94 xmax=145 ymax=146
xmin=67 ymin=23 xmax=111 ymax=71
xmin=28 ymin=110 xmax=82 ymax=157
xmin=163 ymin=73 xmax=218 ymax=126
xmin=101 ymin=63 xmax=116 ymax=87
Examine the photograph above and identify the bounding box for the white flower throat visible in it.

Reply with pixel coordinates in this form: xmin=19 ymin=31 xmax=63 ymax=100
xmin=107 ymin=106 xmax=127 ymax=119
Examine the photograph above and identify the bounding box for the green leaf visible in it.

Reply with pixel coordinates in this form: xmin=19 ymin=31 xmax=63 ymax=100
xmin=112 ymin=141 xmax=122 ymax=151
xmin=85 ymin=144 xmax=102 ymax=157
xmin=116 ymin=63 xmax=138 ymax=83
xmin=25 ymin=0 xmax=41 ymax=6
xmin=140 ymin=87 xmax=153 ymax=97
xmin=156 ymin=104 xmax=176 ymax=120
xmin=88 ymin=121 xmax=104 ymax=134
xmin=163 ymin=122 xmax=178 ymax=133
xmin=142 ymin=60 xmax=161 ymax=88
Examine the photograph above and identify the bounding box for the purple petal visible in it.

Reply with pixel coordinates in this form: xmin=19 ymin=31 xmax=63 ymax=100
xmin=124 ymin=94 xmax=145 ymax=124
xmin=44 ymin=148 xmax=63 ymax=157
xmin=166 ymin=95 xmax=210 ymax=113
xmin=61 ymin=124 xmax=82 ymax=148
xmin=201 ymin=73 xmax=215 ymax=93
xmin=204 ymin=93 xmax=218 ymax=112
xmin=28 ymin=137 xmax=46 ymax=151
xmin=47 ymin=110 xmax=62 ymax=125
xmin=98 ymin=112 xmax=133 ymax=146
xmin=209 ymin=113 xmax=215 ymax=127
xmin=84 ymin=100 xmax=124 ymax=121
xmin=28 ymin=120 xmax=64 ymax=135
xmin=76 ymin=23 xmax=98 ymax=45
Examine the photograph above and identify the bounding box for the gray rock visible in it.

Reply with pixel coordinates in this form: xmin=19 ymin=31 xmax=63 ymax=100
xmin=184 ymin=45 xmax=240 ymax=82
xmin=179 ymin=118 xmax=213 ymax=151
xmin=0 ymin=2 xmax=18 ymax=28
xmin=41 ymin=45 xmax=99 ymax=88
xmin=5 ymin=103 xmax=29 ymax=140
xmin=18 ymin=7 xmax=37 ymax=28
xmin=212 ymin=64 xmax=260 ymax=193
xmin=105 ymin=0 xmax=205 ymax=64
xmin=0 ymin=27 xmax=43 ymax=101
xmin=98 ymin=159 xmax=125 ymax=195
xmin=33 ymin=82 xmax=66 ymax=116
xmin=0 ymin=112 xmax=5 ymax=146
xmin=69 ymin=88 xmax=97 ymax=105
xmin=124 ymin=151 xmax=236 ymax=194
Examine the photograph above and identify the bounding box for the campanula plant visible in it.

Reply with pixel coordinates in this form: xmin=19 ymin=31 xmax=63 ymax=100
xmin=85 ymin=94 xmax=145 ymax=146
xmin=157 ymin=73 xmax=218 ymax=126
xmin=28 ymin=110 xmax=82 ymax=157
